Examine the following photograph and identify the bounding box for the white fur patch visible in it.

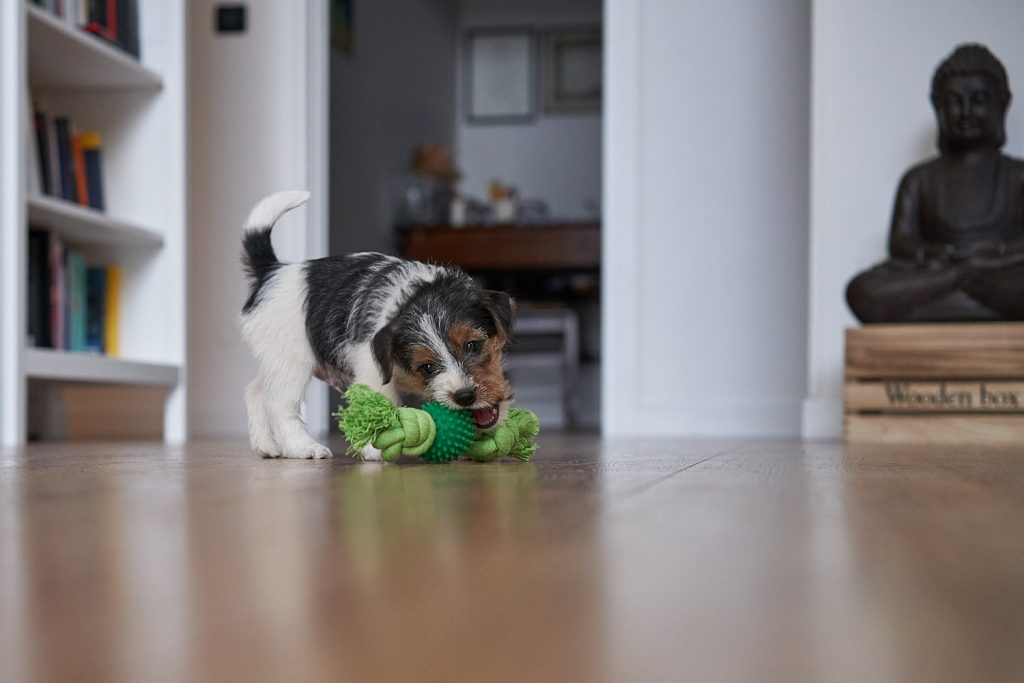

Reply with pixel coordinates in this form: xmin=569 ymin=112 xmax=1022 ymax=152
xmin=241 ymin=264 xmax=333 ymax=458
xmin=414 ymin=312 xmax=474 ymax=407
xmin=345 ymin=341 xmax=400 ymax=403
xmin=374 ymin=261 xmax=443 ymax=329
xmin=245 ymin=190 xmax=311 ymax=233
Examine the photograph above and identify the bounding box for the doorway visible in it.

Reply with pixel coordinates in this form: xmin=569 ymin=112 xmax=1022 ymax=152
xmin=328 ymin=0 xmax=603 ymax=431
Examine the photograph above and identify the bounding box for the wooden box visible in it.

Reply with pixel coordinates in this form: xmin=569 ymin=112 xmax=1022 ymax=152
xmin=844 ymin=323 xmax=1024 ymax=445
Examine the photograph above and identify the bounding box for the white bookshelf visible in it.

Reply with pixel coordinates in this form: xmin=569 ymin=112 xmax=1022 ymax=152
xmin=26 ymin=4 xmax=163 ymax=90
xmin=24 ymin=348 xmax=179 ymax=386
xmin=27 ymin=194 xmax=164 ymax=248
xmin=0 ymin=1 xmax=186 ymax=445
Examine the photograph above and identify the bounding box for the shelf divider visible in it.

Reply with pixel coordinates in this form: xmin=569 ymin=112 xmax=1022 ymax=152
xmin=27 ymin=194 xmax=164 ymax=248
xmin=24 ymin=347 xmax=180 ymax=386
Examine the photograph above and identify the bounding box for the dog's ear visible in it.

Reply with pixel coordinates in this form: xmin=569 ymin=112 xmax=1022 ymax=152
xmin=483 ymin=290 xmax=516 ymax=338
xmin=371 ymin=323 xmax=395 ymax=385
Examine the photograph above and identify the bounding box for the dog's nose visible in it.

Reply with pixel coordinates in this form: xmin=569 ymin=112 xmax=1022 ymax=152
xmin=452 ymin=388 xmax=477 ymax=407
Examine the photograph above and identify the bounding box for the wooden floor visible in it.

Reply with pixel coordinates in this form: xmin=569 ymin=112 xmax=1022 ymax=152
xmin=1 ymin=434 xmax=1023 ymax=682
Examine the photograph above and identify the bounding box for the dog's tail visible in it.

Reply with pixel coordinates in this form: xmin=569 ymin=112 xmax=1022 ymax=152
xmin=241 ymin=190 xmax=310 ymax=297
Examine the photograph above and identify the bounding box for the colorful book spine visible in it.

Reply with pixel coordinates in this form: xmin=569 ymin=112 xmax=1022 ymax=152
xmin=80 ymin=132 xmax=105 ymax=211
xmin=68 ymin=251 xmax=87 ymax=352
xmin=71 ymin=132 xmax=90 ymax=207
xmin=85 ymin=0 xmax=118 ymax=47
xmin=61 ymin=247 xmax=71 ymax=349
xmin=65 ymin=250 xmax=81 ymax=352
xmin=27 ymin=101 xmax=42 ymax=197
xmin=116 ymin=0 xmax=139 ymax=57
xmin=45 ymin=111 xmax=63 ymax=199
xmin=106 ymin=0 xmax=117 ymax=37
xmin=53 ymin=117 xmax=77 ymax=204
xmin=33 ymin=111 xmax=106 ymax=210
xmin=27 ymin=230 xmax=53 ymax=348
xmin=33 ymin=111 xmax=51 ymax=196
xmin=104 ymin=265 xmax=121 ymax=357
xmin=50 ymin=234 xmax=65 ymax=350
xmin=85 ymin=267 xmax=106 ymax=353
xmin=29 ymin=228 xmax=122 ymax=356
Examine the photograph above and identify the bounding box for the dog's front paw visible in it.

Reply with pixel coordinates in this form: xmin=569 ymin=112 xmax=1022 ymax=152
xmin=281 ymin=441 xmax=334 ymax=459
xmin=252 ymin=440 xmax=282 ymax=458
xmin=250 ymin=427 xmax=281 ymax=458
xmin=359 ymin=444 xmax=383 ymax=461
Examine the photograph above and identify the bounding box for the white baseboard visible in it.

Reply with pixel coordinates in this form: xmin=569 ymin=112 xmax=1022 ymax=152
xmin=603 ymin=399 xmax=803 ymax=438
xmin=801 ymin=396 xmax=843 ymax=440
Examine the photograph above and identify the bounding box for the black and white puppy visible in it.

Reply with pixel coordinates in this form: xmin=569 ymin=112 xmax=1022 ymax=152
xmin=240 ymin=191 xmax=515 ymax=459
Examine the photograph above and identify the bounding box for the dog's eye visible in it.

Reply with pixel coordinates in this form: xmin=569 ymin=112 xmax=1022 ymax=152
xmin=418 ymin=363 xmax=437 ymax=377
xmin=464 ymin=340 xmax=482 ymax=354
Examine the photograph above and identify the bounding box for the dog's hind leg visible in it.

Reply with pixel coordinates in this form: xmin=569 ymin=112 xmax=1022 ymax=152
xmin=242 ymin=265 xmax=333 ymax=459
xmin=262 ymin=365 xmax=333 ymax=459
xmin=245 ymin=378 xmax=280 ymax=457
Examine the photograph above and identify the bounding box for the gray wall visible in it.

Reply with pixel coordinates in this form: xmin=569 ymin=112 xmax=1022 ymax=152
xmin=456 ymin=0 xmax=602 ymax=219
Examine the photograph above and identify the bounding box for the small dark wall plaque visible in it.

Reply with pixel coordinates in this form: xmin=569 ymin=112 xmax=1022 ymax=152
xmin=216 ymin=5 xmax=247 ymax=34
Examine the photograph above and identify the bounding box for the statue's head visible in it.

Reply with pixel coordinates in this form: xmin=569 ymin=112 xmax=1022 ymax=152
xmin=930 ymin=44 xmax=1011 ymax=153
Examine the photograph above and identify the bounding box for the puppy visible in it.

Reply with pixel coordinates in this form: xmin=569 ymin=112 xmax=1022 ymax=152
xmin=240 ymin=191 xmax=515 ymax=459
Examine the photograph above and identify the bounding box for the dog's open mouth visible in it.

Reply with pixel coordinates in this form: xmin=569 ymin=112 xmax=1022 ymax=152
xmin=471 ymin=405 xmax=500 ymax=429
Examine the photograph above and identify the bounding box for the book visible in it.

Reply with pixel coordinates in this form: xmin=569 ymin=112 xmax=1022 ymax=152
xmin=80 ymin=132 xmax=105 ymax=210
xmin=26 ymin=101 xmax=42 ymax=196
xmin=104 ymin=265 xmax=121 ymax=356
xmin=31 ymin=230 xmax=120 ymax=355
xmin=63 ymin=0 xmax=79 ymax=27
xmin=36 ymin=110 xmax=106 ymax=208
xmin=33 ymin=110 xmax=52 ymax=196
xmin=53 ymin=117 xmax=77 ymax=203
xmin=88 ymin=0 xmax=106 ymax=27
xmin=82 ymin=0 xmax=140 ymax=60
xmin=86 ymin=267 xmax=106 ymax=353
xmin=67 ymin=250 xmax=87 ymax=352
xmin=106 ymin=0 xmax=117 ymax=38
xmin=50 ymin=234 xmax=65 ymax=350
xmin=85 ymin=0 xmax=118 ymax=48
xmin=116 ymin=0 xmax=139 ymax=58
xmin=27 ymin=230 xmax=53 ymax=348
xmin=44 ymin=110 xmax=63 ymax=198
xmin=71 ymin=132 xmax=90 ymax=207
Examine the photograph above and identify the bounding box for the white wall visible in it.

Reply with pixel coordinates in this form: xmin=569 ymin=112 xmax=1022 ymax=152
xmin=330 ymin=0 xmax=457 ymax=254
xmin=0 ymin=1 xmax=25 ymax=445
xmin=603 ymin=0 xmax=811 ymax=437
xmin=188 ymin=0 xmax=327 ymax=438
xmin=804 ymin=0 xmax=1024 ymax=438
xmin=457 ymin=0 xmax=601 ymax=219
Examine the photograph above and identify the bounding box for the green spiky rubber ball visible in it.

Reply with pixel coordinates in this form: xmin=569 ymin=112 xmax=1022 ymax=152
xmin=420 ymin=401 xmax=475 ymax=463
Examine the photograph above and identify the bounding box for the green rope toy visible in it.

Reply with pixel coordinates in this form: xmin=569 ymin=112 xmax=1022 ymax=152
xmin=333 ymin=384 xmax=539 ymax=463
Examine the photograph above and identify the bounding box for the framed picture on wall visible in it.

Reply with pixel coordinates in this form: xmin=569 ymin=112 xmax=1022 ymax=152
xmin=465 ymin=27 xmax=537 ymax=124
xmin=542 ymin=26 xmax=602 ymax=113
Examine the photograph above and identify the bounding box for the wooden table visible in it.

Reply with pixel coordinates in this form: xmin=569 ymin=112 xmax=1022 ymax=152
xmin=399 ymin=222 xmax=600 ymax=271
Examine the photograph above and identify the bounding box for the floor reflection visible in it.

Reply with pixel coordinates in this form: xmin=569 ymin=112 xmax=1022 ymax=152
xmin=0 ymin=442 xmax=612 ymax=682
xmin=3 ymin=437 xmax=1021 ymax=681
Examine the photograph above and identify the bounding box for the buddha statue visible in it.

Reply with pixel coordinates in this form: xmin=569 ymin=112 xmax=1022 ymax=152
xmin=846 ymin=44 xmax=1024 ymax=322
